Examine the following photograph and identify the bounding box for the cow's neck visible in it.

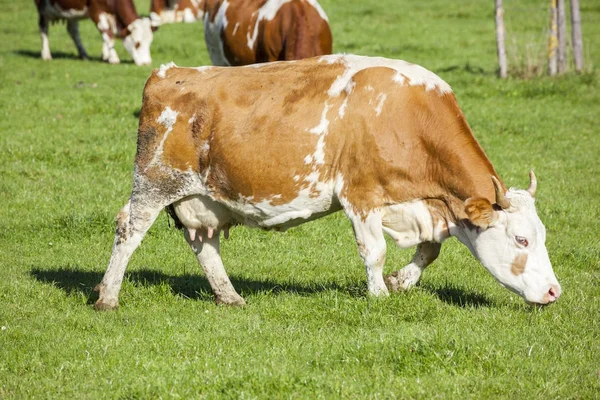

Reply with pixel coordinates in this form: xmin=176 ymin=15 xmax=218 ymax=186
xmin=111 ymin=0 xmax=139 ymax=29
xmin=422 ymin=112 xmax=502 ymax=223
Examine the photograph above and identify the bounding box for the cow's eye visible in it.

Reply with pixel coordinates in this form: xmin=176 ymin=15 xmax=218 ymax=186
xmin=515 ymin=236 xmax=529 ymax=247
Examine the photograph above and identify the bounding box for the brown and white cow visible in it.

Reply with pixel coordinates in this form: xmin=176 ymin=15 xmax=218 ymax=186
xmin=150 ymin=0 xmax=332 ymax=65
xmin=35 ymin=0 xmax=153 ymax=65
xmin=150 ymin=0 xmax=203 ymax=26
xmin=94 ymin=55 xmax=561 ymax=310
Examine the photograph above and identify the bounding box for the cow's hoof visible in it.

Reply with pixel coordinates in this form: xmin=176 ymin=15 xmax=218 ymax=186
xmin=384 ymin=271 xmax=412 ymax=292
xmin=94 ymin=299 xmax=119 ymax=311
xmin=215 ymin=293 xmax=246 ymax=306
xmin=80 ymin=54 xmax=90 ymax=61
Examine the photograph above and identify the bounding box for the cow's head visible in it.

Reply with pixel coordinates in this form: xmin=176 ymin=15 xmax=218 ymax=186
xmin=123 ymin=18 xmax=154 ymax=66
xmin=459 ymin=172 xmax=561 ymax=305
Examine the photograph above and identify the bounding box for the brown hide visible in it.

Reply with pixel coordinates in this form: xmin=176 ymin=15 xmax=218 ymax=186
xmin=140 ymin=58 xmax=502 ymax=221
xmin=206 ymin=0 xmax=332 ymax=65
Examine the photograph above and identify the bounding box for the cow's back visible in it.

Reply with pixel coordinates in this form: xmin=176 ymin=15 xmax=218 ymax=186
xmin=139 ymin=56 xmax=493 ymax=219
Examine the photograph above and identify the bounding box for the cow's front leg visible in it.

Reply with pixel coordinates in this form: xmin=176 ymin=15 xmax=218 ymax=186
xmin=385 ymin=242 xmax=441 ymax=292
xmin=94 ymin=199 xmax=162 ymax=310
xmin=185 ymin=228 xmax=245 ymax=306
xmin=39 ymin=14 xmax=52 ymax=60
xmin=348 ymin=211 xmax=389 ymax=297
xmin=66 ymin=20 xmax=89 ymax=60
xmin=100 ymin=32 xmax=120 ymax=64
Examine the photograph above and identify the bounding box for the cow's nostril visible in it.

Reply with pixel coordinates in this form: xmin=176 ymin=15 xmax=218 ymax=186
xmin=547 ymin=287 xmax=558 ymax=302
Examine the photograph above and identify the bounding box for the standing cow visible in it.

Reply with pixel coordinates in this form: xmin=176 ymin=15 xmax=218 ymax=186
xmin=94 ymin=55 xmax=561 ymax=310
xmin=150 ymin=0 xmax=203 ymax=26
xmin=35 ymin=0 xmax=153 ymax=66
xmin=150 ymin=0 xmax=332 ymax=65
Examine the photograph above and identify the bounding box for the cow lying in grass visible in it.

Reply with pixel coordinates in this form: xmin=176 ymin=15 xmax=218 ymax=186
xmin=94 ymin=54 xmax=561 ymax=310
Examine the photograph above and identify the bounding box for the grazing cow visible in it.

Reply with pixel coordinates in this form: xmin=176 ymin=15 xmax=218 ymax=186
xmin=150 ymin=0 xmax=203 ymax=26
xmin=94 ymin=55 xmax=561 ymax=310
xmin=34 ymin=0 xmax=153 ymax=66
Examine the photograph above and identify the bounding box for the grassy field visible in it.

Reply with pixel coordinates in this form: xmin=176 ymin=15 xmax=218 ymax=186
xmin=1 ymin=0 xmax=599 ymax=398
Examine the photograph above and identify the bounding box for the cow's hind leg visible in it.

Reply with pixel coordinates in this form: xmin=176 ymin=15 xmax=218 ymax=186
xmin=185 ymin=229 xmax=245 ymax=306
xmin=174 ymin=195 xmax=244 ymax=305
xmin=66 ymin=20 xmax=89 ymax=60
xmin=94 ymin=198 xmax=163 ymax=310
xmin=347 ymin=209 xmax=389 ymax=297
xmin=384 ymin=242 xmax=441 ymax=292
xmin=39 ymin=14 xmax=52 ymax=60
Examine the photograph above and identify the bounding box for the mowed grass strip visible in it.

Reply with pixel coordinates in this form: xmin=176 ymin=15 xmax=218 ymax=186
xmin=1 ymin=0 xmax=599 ymax=397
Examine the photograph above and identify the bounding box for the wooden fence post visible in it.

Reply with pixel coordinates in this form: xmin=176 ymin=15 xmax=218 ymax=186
xmin=495 ymin=0 xmax=508 ymax=78
xmin=548 ymin=0 xmax=558 ymax=76
xmin=570 ymin=0 xmax=584 ymax=72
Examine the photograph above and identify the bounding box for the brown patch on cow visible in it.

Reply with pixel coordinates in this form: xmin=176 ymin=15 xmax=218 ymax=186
xmin=464 ymin=197 xmax=497 ymax=229
xmin=114 ymin=207 xmax=130 ymax=244
xmin=511 ymin=253 xmax=528 ymax=276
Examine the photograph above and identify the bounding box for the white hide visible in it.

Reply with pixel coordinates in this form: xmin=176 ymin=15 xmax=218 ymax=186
xmin=319 ymin=54 xmax=453 ymax=96
xmin=455 ymin=189 xmax=561 ymax=304
xmin=123 ymin=18 xmax=153 ymax=66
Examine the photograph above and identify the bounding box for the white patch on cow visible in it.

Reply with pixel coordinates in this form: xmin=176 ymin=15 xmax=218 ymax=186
xmin=203 ymin=0 xmax=231 ymax=66
xmin=381 ymin=201 xmax=438 ymax=249
xmin=157 ymin=106 xmax=178 ymax=128
xmin=98 ymin=13 xmax=110 ymax=31
xmin=232 ymin=22 xmax=240 ymax=36
xmin=312 ymin=136 xmax=326 ymax=165
xmin=41 ymin=31 xmax=51 ymax=60
xmin=293 ymin=175 xmax=301 ymax=182
xmin=308 ymin=103 xmax=330 ymax=135
xmin=322 ymin=54 xmax=452 ymax=97
xmin=42 ymin=2 xmax=88 ymax=20
xmin=194 ymin=66 xmax=213 ymax=73
xmin=150 ymin=11 xmax=162 ymax=27
xmin=374 ymin=93 xmax=387 ymax=116
xmin=304 ymin=0 xmax=329 ymax=21
xmin=124 ymin=18 xmax=153 ymax=66
xmin=188 ymin=114 xmax=196 ymax=124
xmin=146 ymin=107 xmax=179 ymax=170
xmin=304 ymin=155 xmax=313 ymax=164
xmin=158 ymin=62 xmax=177 ymax=78
xmin=183 ymin=8 xmax=196 ymax=23
xmin=246 ymin=0 xmax=292 ymax=50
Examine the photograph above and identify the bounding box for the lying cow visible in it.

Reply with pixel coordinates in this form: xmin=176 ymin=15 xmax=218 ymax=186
xmin=34 ymin=0 xmax=153 ymax=66
xmin=150 ymin=0 xmax=203 ymax=26
xmin=94 ymin=54 xmax=561 ymax=310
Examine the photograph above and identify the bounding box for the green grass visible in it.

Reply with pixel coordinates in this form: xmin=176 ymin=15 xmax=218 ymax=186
xmin=1 ymin=0 xmax=600 ymax=397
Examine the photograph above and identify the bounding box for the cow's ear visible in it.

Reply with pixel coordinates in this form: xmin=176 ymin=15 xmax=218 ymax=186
xmin=465 ymin=197 xmax=498 ymax=229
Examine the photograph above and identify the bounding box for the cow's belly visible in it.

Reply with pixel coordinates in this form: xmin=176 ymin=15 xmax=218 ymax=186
xmin=42 ymin=3 xmax=88 ymax=20
xmin=174 ymin=188 xmax=340 ymax=232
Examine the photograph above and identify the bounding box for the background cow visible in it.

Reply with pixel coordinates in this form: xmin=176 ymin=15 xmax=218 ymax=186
xmin=150 ymin=0 xmax=331 ymax=65
xmin=202 ymin=0 xmax=332 ymax=65
xmin=34 ymin=0 xmax=153 ymax=65
xmin=94 ymin=55 xmax=561 ymax=310
xmin=150 ymin=0 xmax=203 ymax=26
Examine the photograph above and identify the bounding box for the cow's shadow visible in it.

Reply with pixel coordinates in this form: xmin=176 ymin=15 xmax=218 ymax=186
xmin=30 ymin=266 xmax=493 ymax=308
xmin=29 ymin=266 xmax=362 ymax=305
xmin=420 ymin=283 xmax=493 ymax=308
xmin=14 ymin=49 xmax=134 ymax=64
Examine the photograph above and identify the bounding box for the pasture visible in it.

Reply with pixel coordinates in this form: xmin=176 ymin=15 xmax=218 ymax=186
xmin=1 ymin=0 xmax=599 ymax=397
